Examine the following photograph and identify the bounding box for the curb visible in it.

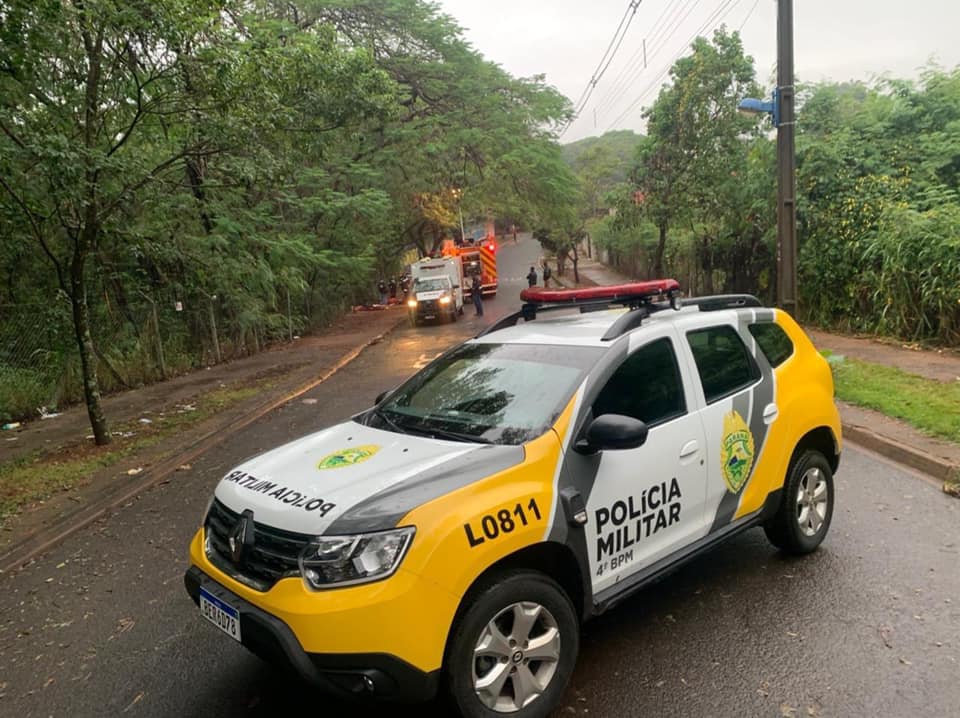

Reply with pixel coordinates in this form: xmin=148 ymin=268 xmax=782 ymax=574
xmin=0 ymin=318 xmax=405 ymax=574
xmin=841 ymin=421 xmax=960 ymax=495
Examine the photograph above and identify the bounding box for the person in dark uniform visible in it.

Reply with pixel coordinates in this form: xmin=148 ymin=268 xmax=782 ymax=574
xmin=471 ymin=274 xmax=484 ymax=317
xmin=542 ymin=262 xmax=552 ymax=286
xmin=377 ymin=278 xmax=388 ymax=305
xmin=526 ymin=266 xmax=538 ymax=287
xmin=388 ymin=277 xmax=397 ymax=300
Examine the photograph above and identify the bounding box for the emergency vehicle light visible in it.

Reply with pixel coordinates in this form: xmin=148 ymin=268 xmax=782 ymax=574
xmin=519 ymin=280 xmax=680 ymax=305
xmin=479 ymin=280 xmax=682 ymax=341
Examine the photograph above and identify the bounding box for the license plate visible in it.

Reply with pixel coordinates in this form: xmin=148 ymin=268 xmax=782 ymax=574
xmin=199 ymin=587 xmax=241 ymax=642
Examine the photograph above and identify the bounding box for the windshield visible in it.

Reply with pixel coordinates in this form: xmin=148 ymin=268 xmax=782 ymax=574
xmin=368 ymin=343 xmax=602 ymax=445
xmin=413 ymin=277 xmax=451 ymax=292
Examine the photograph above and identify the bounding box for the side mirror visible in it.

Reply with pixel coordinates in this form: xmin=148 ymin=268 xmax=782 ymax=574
xmin=575 ymin=414 xmax=648 ymax=454
xmin=374 ymin=389 xmax=393 ymax=405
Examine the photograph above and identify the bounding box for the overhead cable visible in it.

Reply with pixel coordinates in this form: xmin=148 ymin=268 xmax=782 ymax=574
xmin=605 ymin=0 xmax=744 ymax=130
xmin=560 ymin=0 xmax=644 ymax=136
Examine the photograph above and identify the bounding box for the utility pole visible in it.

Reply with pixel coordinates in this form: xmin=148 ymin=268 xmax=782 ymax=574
xmin=776 ymin=0 xmax=797 ymax=316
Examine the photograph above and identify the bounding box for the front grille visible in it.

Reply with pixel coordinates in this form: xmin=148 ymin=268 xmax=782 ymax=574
xmin=418 ymin=299 xmax=438 ymax=313
xmin=204 ymin=499 xmax=312 ymax=591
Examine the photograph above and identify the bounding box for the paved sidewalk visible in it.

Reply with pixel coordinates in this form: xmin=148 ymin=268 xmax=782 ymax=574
xmin=552 ymin=254 xmax=960 ymax=485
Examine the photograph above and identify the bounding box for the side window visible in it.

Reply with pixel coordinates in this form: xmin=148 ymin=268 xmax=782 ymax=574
xmin=592 ymin=338 xmax=686 ymax=426
xmin=687 ymin=325 xmax=761 ymax=403
xmin=748 ymin=322 xmax=794 ymax=367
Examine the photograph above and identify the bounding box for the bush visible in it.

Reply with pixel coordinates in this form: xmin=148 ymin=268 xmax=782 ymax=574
xmin=864 ymin=202 xmax=960 ymax=343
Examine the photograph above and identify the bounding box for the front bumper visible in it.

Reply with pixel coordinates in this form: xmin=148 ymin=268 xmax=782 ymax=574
xmin=184 ymin=566 xmax=439 ymax=702
xmin=410 ymin=300 xmax=454 ymax=320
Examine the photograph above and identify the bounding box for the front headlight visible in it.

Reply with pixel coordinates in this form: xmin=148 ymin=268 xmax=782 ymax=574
xmin=407 ymin=298 xmax=417 ymax=308
xmin=299 ymin=527 xmax=415 ymax=589
xmin=438 ymin=295 xmax=451 ymax=304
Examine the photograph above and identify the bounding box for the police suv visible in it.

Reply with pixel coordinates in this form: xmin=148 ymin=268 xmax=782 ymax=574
xmin=185 ymin=281 xmax=841 ymax=718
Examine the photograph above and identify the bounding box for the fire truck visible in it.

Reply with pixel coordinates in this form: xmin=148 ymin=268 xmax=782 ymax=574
xmin=440 ymin=237 xmax=498 ymax=297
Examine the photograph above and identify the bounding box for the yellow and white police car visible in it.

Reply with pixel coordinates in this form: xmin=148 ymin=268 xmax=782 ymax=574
xmin=185 ymin=281 xmax=841 ymax=718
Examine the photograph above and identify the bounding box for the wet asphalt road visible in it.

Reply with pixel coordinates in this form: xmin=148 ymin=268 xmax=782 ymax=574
xmin=1 ymin=238 xmax=958 ymax=717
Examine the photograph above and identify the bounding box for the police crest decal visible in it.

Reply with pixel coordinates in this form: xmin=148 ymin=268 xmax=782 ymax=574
xmin=317 ymin=445 xmax=380 ymax=470
xmin=721 ymin=411 xmax=755 ymax=493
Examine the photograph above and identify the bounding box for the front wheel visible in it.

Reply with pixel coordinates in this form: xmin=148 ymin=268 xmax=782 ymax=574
xmin=764 ymin=449 xmax=835 ymax=554
xmin=446 ymin=572 xmax=578 ymax=718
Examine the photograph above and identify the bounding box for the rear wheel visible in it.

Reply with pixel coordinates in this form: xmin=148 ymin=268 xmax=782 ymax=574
xmin=764 ymin=450 xmax=834 ymax=554
xmin=446 ymin=572 xmax=578 ymax=718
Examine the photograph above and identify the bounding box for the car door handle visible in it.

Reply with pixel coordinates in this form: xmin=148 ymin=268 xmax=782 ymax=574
xmin=763 ymin=403 xmax=779 ymax=424
xmin=679 ymin=440 xmax=699 ymax=459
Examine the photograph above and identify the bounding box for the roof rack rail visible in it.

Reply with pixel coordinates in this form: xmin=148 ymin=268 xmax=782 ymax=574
xmin=477 ymin=280 xmax=681 ymax=340
xmin=682 ymin=294 xmax=762 ymax=312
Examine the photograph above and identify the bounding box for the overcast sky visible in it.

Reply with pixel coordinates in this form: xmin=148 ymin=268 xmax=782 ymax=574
xmin=434 ymin=0 xmax=960 ymax=142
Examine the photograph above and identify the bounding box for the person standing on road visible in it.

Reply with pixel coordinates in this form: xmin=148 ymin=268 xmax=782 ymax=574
xmin=542 ymin=262 xmax=552 ymax=287
xmin=527 ymin=266 xmax=538 ymax=287
xmin=471 ymin=274 xmax=484 ymax=317
xmin=377 ymin=278 xmax=388 ymax=305
xmin=388 ymin=277 xmax=397 ymax=300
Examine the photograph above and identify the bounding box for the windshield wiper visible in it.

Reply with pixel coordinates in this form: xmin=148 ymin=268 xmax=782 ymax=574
xmin=370 ymin=407 xmax=414 ymax=436
xmin=417 ymin=424 xmax=495 ymax=445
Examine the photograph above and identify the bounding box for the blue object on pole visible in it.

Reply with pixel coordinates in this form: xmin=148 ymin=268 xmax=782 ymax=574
xmin=738 ymin=90 xmax=780 ymax=126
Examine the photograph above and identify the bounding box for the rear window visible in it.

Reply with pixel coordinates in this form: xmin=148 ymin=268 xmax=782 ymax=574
xmin=686 ymin=325 xmax=761 ymax=403
xmin=748 ymin=323 xmax=794 ymax=367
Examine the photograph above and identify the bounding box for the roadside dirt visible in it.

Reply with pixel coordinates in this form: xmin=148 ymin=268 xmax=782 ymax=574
xmin=805 ymin=329 xmax=960 ymax=384
xmin=0 ymin=307 xmax=406 ymax=558
xmin=1 ymin=308 xmax=405 ymax=465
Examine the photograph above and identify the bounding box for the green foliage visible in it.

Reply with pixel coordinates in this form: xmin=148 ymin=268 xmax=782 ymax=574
xmin=561 ymin=130 xmax=642 ymax=183
xmin=828 ymin=355 xmax=960 ymax=444
xmin=797 ymin=69 xmax=960 ymax=341
xmin=600 ymin=27 xmax=768 ymax=287
xmin=0 ymin=0 xmax=573 ymax=425
xmin=864 ymin=201 xmax=960 ymax=342
xmin=591 ymin=31 xmax=959 ymax=345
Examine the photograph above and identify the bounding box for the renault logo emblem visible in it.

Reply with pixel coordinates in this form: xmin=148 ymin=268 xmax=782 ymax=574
xmin=227 ymin=509 xmax=255 ymax=565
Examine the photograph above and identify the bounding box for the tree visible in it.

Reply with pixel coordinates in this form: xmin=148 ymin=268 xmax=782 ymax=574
xmin=0 ymin=0 xmax=579 ymax=433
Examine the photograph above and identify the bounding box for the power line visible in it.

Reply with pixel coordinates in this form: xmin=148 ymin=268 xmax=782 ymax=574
xmin=593 ymin=0 xmax=693 ymax=117
xmin=596 ymin=0 xmax=706 ymax=118
xmin=605 ymin=0 xmax=743 ymax=131
xmin=560 ymin=0 xmax=644 ymax=136
xmin=738 ymin=0 xmax=761 ymax=31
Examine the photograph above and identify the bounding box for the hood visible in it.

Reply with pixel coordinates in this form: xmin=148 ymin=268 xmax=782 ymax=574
xmin=214 ymin=420 xmax=523 ymax=536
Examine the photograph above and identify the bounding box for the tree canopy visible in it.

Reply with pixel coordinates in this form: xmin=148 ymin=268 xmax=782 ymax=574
xmin=0 ymin=0 xmax=577 ymax=436
xmin=588 ymin=31 xmax=960 ymax=346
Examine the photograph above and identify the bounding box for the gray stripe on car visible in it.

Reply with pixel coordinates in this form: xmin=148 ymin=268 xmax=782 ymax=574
xmin=326 ymin=445 xmax=525 ymax=534
xmin=708 ymin=310 xmax=776 ymax=531
xmin=546 ymin=338 xmax=630 ymax=569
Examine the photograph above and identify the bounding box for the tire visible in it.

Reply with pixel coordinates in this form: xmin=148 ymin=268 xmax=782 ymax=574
xmin=451 ymin=308 xmax=459 ymax=322
xmin=445 ymin=571 xmax=578 ymax=718
xmin=764 ymin=449 xmax=834 ymax=554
